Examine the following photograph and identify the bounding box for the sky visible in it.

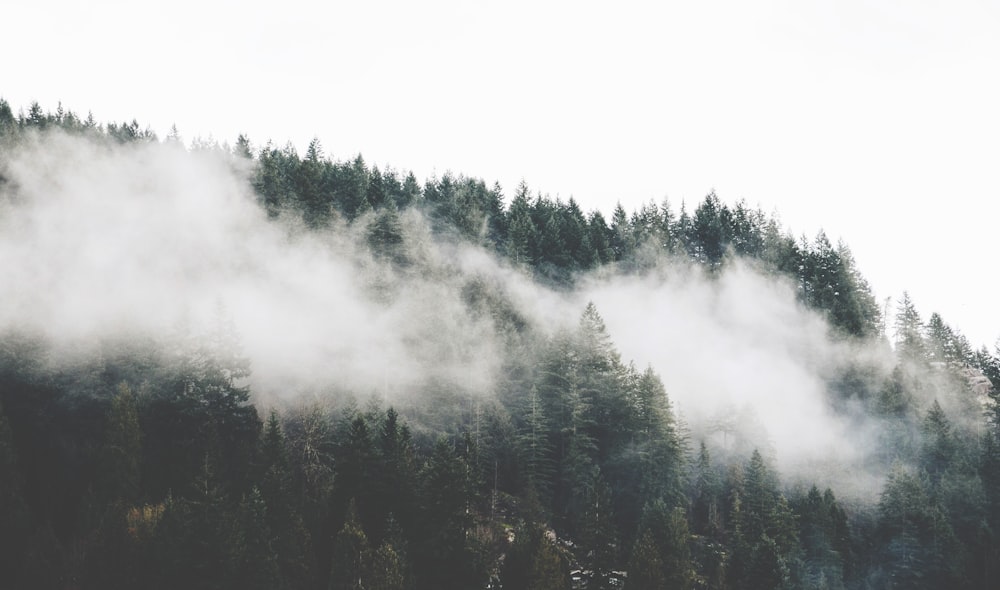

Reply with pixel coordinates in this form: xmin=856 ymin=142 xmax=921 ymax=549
xmin=3 ymin=0 xmax=999 ymax=348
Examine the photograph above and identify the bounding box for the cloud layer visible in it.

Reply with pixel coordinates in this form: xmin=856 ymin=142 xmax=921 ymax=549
xmin=0 ymin=131 xmax=915 ymax=498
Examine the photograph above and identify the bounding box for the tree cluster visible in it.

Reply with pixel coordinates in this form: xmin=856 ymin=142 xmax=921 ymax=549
xmin=2 ymin=100 xmax=1000 ymax=589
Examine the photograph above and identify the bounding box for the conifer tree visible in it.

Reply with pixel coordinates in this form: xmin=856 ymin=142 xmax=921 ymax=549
xmin=415 ymin=438 xmax=482 ymax=589
xmin=625 ymin=528 xmax=666 ymax=590
xmin=501 ymin=523 xmax=570 ymax=590
xmin=920 ymin=400 xmax=955 ymax=485
xmin=367 ymin=541 xmax=406 ymax=590
xmin=230 ymin=487 xmax=282 ymax=590
xmin=98 ymin=382 xmax=142 ymax=507
xmin=330 ymin=499 xmax=370 ymax=590
xmin=0 ymin=399 xmax=31 ymax=583
xmin=577 ymin=471 xmax=619 ymax=590
xmin=894 ymin=292 xmax=926 ymax=363
xmin=260 ymin=411 xmax=315 ymax=589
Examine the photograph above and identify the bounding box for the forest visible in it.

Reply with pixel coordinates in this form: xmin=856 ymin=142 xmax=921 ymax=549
xmin=1 ymin=100 xmax=1000 ymax=590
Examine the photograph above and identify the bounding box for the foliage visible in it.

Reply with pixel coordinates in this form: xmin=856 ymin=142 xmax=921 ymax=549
xmin=1 ymin=100 xmax=998 ymax=589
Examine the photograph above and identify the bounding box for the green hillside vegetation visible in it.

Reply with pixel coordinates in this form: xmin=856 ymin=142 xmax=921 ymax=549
xmin=2 ymin=100 xmax=1000 ymax=589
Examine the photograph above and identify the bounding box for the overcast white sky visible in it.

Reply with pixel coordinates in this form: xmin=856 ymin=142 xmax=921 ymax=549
xmin=3 ymin=0 xmax=999 ymax=348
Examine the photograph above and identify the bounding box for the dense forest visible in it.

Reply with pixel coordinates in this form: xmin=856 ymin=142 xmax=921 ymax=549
xmin=1 ymin=100 xmax=999 ymax=590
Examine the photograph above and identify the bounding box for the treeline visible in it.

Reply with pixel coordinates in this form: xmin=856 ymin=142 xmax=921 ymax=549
xmin=252 ymin=139 xmax=882 ymax=341
xmin=0 ymin=99 xmax=879 ymax=339
xmin=2 ymin=100 xmax=1000 ymax=589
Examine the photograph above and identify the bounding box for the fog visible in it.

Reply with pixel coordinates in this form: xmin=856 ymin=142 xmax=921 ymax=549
xmin=0 ymin=130 xmax=940 ymax=499
xmin=0 ymin=132 xmax=505 ymax=398
xmin=580 ymin=266 xmax=894 ymax=498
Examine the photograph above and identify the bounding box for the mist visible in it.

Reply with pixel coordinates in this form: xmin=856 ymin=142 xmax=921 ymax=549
xmin=0 ymin=128 xmax=967 ymax=501
xmin=579 ymin=264 xmax=897 ymax=499
xmin=0 ymin=132 xmax=517 ymax=398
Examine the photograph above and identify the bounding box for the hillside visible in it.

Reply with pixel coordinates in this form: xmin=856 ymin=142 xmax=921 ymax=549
xmin=2 ymin=100 xmax=1000 ymax=590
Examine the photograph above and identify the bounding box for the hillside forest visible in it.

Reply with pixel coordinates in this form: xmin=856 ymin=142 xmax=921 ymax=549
xmin=2 ymin=101 xmax=1000 ymax=589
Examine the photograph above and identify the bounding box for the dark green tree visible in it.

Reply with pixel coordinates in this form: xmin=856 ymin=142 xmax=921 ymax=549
xmin=414 ymin=438 xmax=483 ymax=589
xmin=330 ymin=500 xmax=370 ymax=590
xmin=229 ymin=487 xmax=282 ymax=590
xmin=625 ymin=528 xmax=666 ymax=590
xmin=367 ymin=541 xmax=406 ymax=590
xmin=874 ymin=465 xmax=964 ymax=589
xmin=0 ymin=399 xmax=31 ymax=584
xmin=97 ymin=382 xmax=142 ymax=507
xmin=894 ymin=292 xmax=926 ymax=363
xmin=501 ymin=523 xmax=571 ymax=590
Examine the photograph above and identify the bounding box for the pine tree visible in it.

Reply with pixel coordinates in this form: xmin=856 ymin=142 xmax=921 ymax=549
xmin=0 ymin=399 xmax=31 ymax=583
xmin=230 ymin=487 xmax=282 ymax=590
xmin=690 ymin=442 xmax=723 ymax=538
xmin=625 ymin=528 xmax=666 ymax=590
xmin=367 ymin=541 xmax=406 ymax=590
xmin=330 ymin=500 xmax=370 ymax=590
xmin=920 ymin=400 xmax=955 ymax=485
xmin=507 ymin=182 xmax=537 ymax=266
xmin=633 ymin=367 xmax=684 ymax=505
xmin=610 ymin=202 xmax=635 ymax=262
xmin=587 ymin=210 xmax=614 ymax=264
xmin=578 ymin=471 xmax=619 ymax=590
xmin=894 ymin=292 xmax=926 ymax=363
xmin=876 ymin=465 xmax=964 ymax=589
xmin=691 ymin=192 xmax=728 ymax=267
xmin=98 ymin=382 xmax=143 ymax=507
xmin=414 ymin=438 xmax=482 ymax=589
xmin=340 ymin=154 xmax=372 ymax=220
xmin=285 ymin=403 xmax=335 ymax=528
xmin=981 ymin=431 xmax=1000 ymax=588
xmin=501 ymin=524 xmax=571 ymax=590
xmin=636 ymin=501 xmax=695 ymax=589
xmin=337 ymin=414 xmax=375 ymax=527
xmin=519 ymin=385 xmax=555 ymax=500
xmin=373 ymin=408 xmax=417 ymax=542
xmin=367 ymin=201 xmax=408 ymax=266
xmin=260 ymin=411 xmax=316 ymax=589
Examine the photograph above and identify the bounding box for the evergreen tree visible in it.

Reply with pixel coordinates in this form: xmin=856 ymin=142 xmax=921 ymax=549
xmin=690 ymin=442 xmax=723 ymax=538
xmin=260 ymin=411 xmax=316 ymax=589
xmin=20 ymin=524 xmax=68 ymax=590
xmin=610 ymin=202 xmax=635 ymax=262
xmin=980 ymin=431 xmax=1000 ymax=588
xmin=518 ymin=385 xmax=555 ymax=500
xmin=633 ymin=366 xmax=685 ymax=505
xmin=336 ymin=414 xmax=375 ymax=528
xmin=297 ymin=137 xmax=331 ymax=226
xmin=728 ymin=451 xmax=797 ymax=590
xmin=230 ymin=487 xmax=282 ymax=590
xmin=625 ymin=528 xmax=666 ymax=590
xmin=637 ymin=501 xmax=695 ymax=590
xmin=894 ymin=292 xmax=926 ymax=363
xmin=507 ymin=181 xmax=537 ymax=266
xmin=367 ymin=201 xmax=408 ymax=266
xmin=793 ymin=486 xmax=850 ymax=589
xmin=98 ymin=382 xmax=142 ymax=507
xmin=874 ymin=465 xmax=964 ymax=589
xmin=501 ymin=523 xmax=570 ymax=590
xmin=330 ymin=500 xmax=370 ymax=590
xmin=690 ymin=192 xmax=728 ymax=267
xmin=367 ymin=541 xmax=406 ymax=590
xmin=414 ymin=438 xmax=482 ymax=589
xmin=0 ymin=399 xmax=31 ymax=584
xmin=587 ymin=210 xmax=614 ymax=265
xmin=338 ymin=154 xmax=372 ymax=220
xmin=374 ymin=408 xmax=416 ymax=521
xmin=577 ymin=471 xmax=619 ymax=590
xmin=919 ymin=400 xmax=955 ymax=485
